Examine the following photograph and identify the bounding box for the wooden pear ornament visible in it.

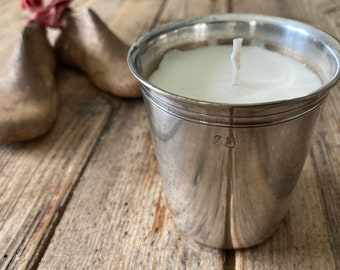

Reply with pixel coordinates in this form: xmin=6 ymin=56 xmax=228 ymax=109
xmin=55 ymin=9 xmax=141 ymax=98
xmin=0 ymin=22 xmax=58 ymax=142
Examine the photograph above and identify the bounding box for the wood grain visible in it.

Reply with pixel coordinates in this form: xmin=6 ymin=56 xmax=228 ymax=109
xmin=110 ymin=0 xmax=167 ymax=45
xmin=0 ymin=3 xmax=27 ymax=58
xmin=158 ymin=0 xmax=229 ymax=24
xmin=288 ymin=1 xmax=340 ymax=267
xmin=0 ymin=0 xmax=339 ymax=269
xmin=0 ymin=67 xmax=114 ymax=269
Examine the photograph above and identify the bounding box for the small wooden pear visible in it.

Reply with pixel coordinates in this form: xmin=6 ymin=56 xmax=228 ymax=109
xmin=55 ymin=9 xmax=141 ymax=98
xmin=0 ymin=22 xmax=58 ymax=142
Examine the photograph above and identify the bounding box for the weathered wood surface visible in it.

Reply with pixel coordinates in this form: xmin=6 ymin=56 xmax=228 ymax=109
xmin=0 ymin=0 xmax=339 ymax=269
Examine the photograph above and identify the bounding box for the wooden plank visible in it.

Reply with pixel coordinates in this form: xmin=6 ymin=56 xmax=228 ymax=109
xmin=109 ymin=0 xmax=168 ymax=45
xmin=230 ymin=0 xmax=290 ymax=17
xmin=309 ymin=0 xmax=340 ymax=259
xmin=285 ymin=1 xmax=340 ymax=267
xmin=0 ymin=2 xmax=27 ymax=58
xmin=232 ymin=0 xmax=340 ymax=269
xmin=72 ymin=0 xmax=126 ymax=22
xmin=232 ymin=0 xmax=340 ymax=37
xmin=37 ymin=100 xmax=160 ymax=269
xmin=0 ymin=67 xmax=114 ymax=270
xmin=158 ymin=0 xmax=229 ymax=24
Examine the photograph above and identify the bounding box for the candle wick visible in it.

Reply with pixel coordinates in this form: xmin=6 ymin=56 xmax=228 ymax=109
xmin=231 ymin=38 xmax=243 ymax=86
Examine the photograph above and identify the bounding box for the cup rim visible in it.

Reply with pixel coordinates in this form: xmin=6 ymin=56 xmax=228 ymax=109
xmin=128 ymin=13 xmax=340 ymax=107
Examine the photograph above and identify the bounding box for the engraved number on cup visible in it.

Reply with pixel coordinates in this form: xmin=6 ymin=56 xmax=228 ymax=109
xmin=214 ymin=135 xmax=236 ymax=148
xmin=214 ymin=135 xmax=223 ymax=146
xmin=226 ymin=137 xmax=235 ymax=148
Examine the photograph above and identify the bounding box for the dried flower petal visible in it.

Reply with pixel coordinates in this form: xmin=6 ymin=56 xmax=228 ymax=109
xmin=22 ymin=0 xmax=72 ymax=28
xmin=21 ymin=0 xmax=43 ymax=11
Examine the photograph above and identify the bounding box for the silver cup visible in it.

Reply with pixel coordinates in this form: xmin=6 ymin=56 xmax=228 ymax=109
xmin=128 ymin=14 xmax=340 ymax=249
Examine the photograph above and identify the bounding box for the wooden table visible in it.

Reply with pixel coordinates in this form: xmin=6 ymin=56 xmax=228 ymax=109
xmin=0 ymin=0 xmax=339 ymax=269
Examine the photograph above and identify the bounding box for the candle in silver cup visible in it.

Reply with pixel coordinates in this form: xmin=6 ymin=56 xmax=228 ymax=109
xmin=128 ymin=14 xmax=340 ymax=249
xmin=149 ymin=40 xmax=322 ymax=104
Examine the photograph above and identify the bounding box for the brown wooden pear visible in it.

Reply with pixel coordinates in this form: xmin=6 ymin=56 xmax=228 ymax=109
xmin=0 ymin=22 xmax=58 ymax=142
xmin=55 ymin=9 xmax=141 ymax=98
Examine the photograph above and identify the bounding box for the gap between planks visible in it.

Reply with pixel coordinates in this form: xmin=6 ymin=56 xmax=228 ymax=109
xmin=27 ymin=103 xmax=122 ymax=270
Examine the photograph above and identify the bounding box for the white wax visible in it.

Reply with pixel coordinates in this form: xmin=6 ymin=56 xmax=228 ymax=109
xmin=149 ymin=45 xmax=322 ymax=104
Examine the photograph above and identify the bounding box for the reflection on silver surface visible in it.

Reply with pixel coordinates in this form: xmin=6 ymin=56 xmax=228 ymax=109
xmin=128 ymin=14 xmax=340 ymax=249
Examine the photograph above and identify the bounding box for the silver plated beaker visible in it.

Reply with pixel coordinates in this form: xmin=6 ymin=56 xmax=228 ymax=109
xmin=128 ymin=14 xmax=340 ymax=249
